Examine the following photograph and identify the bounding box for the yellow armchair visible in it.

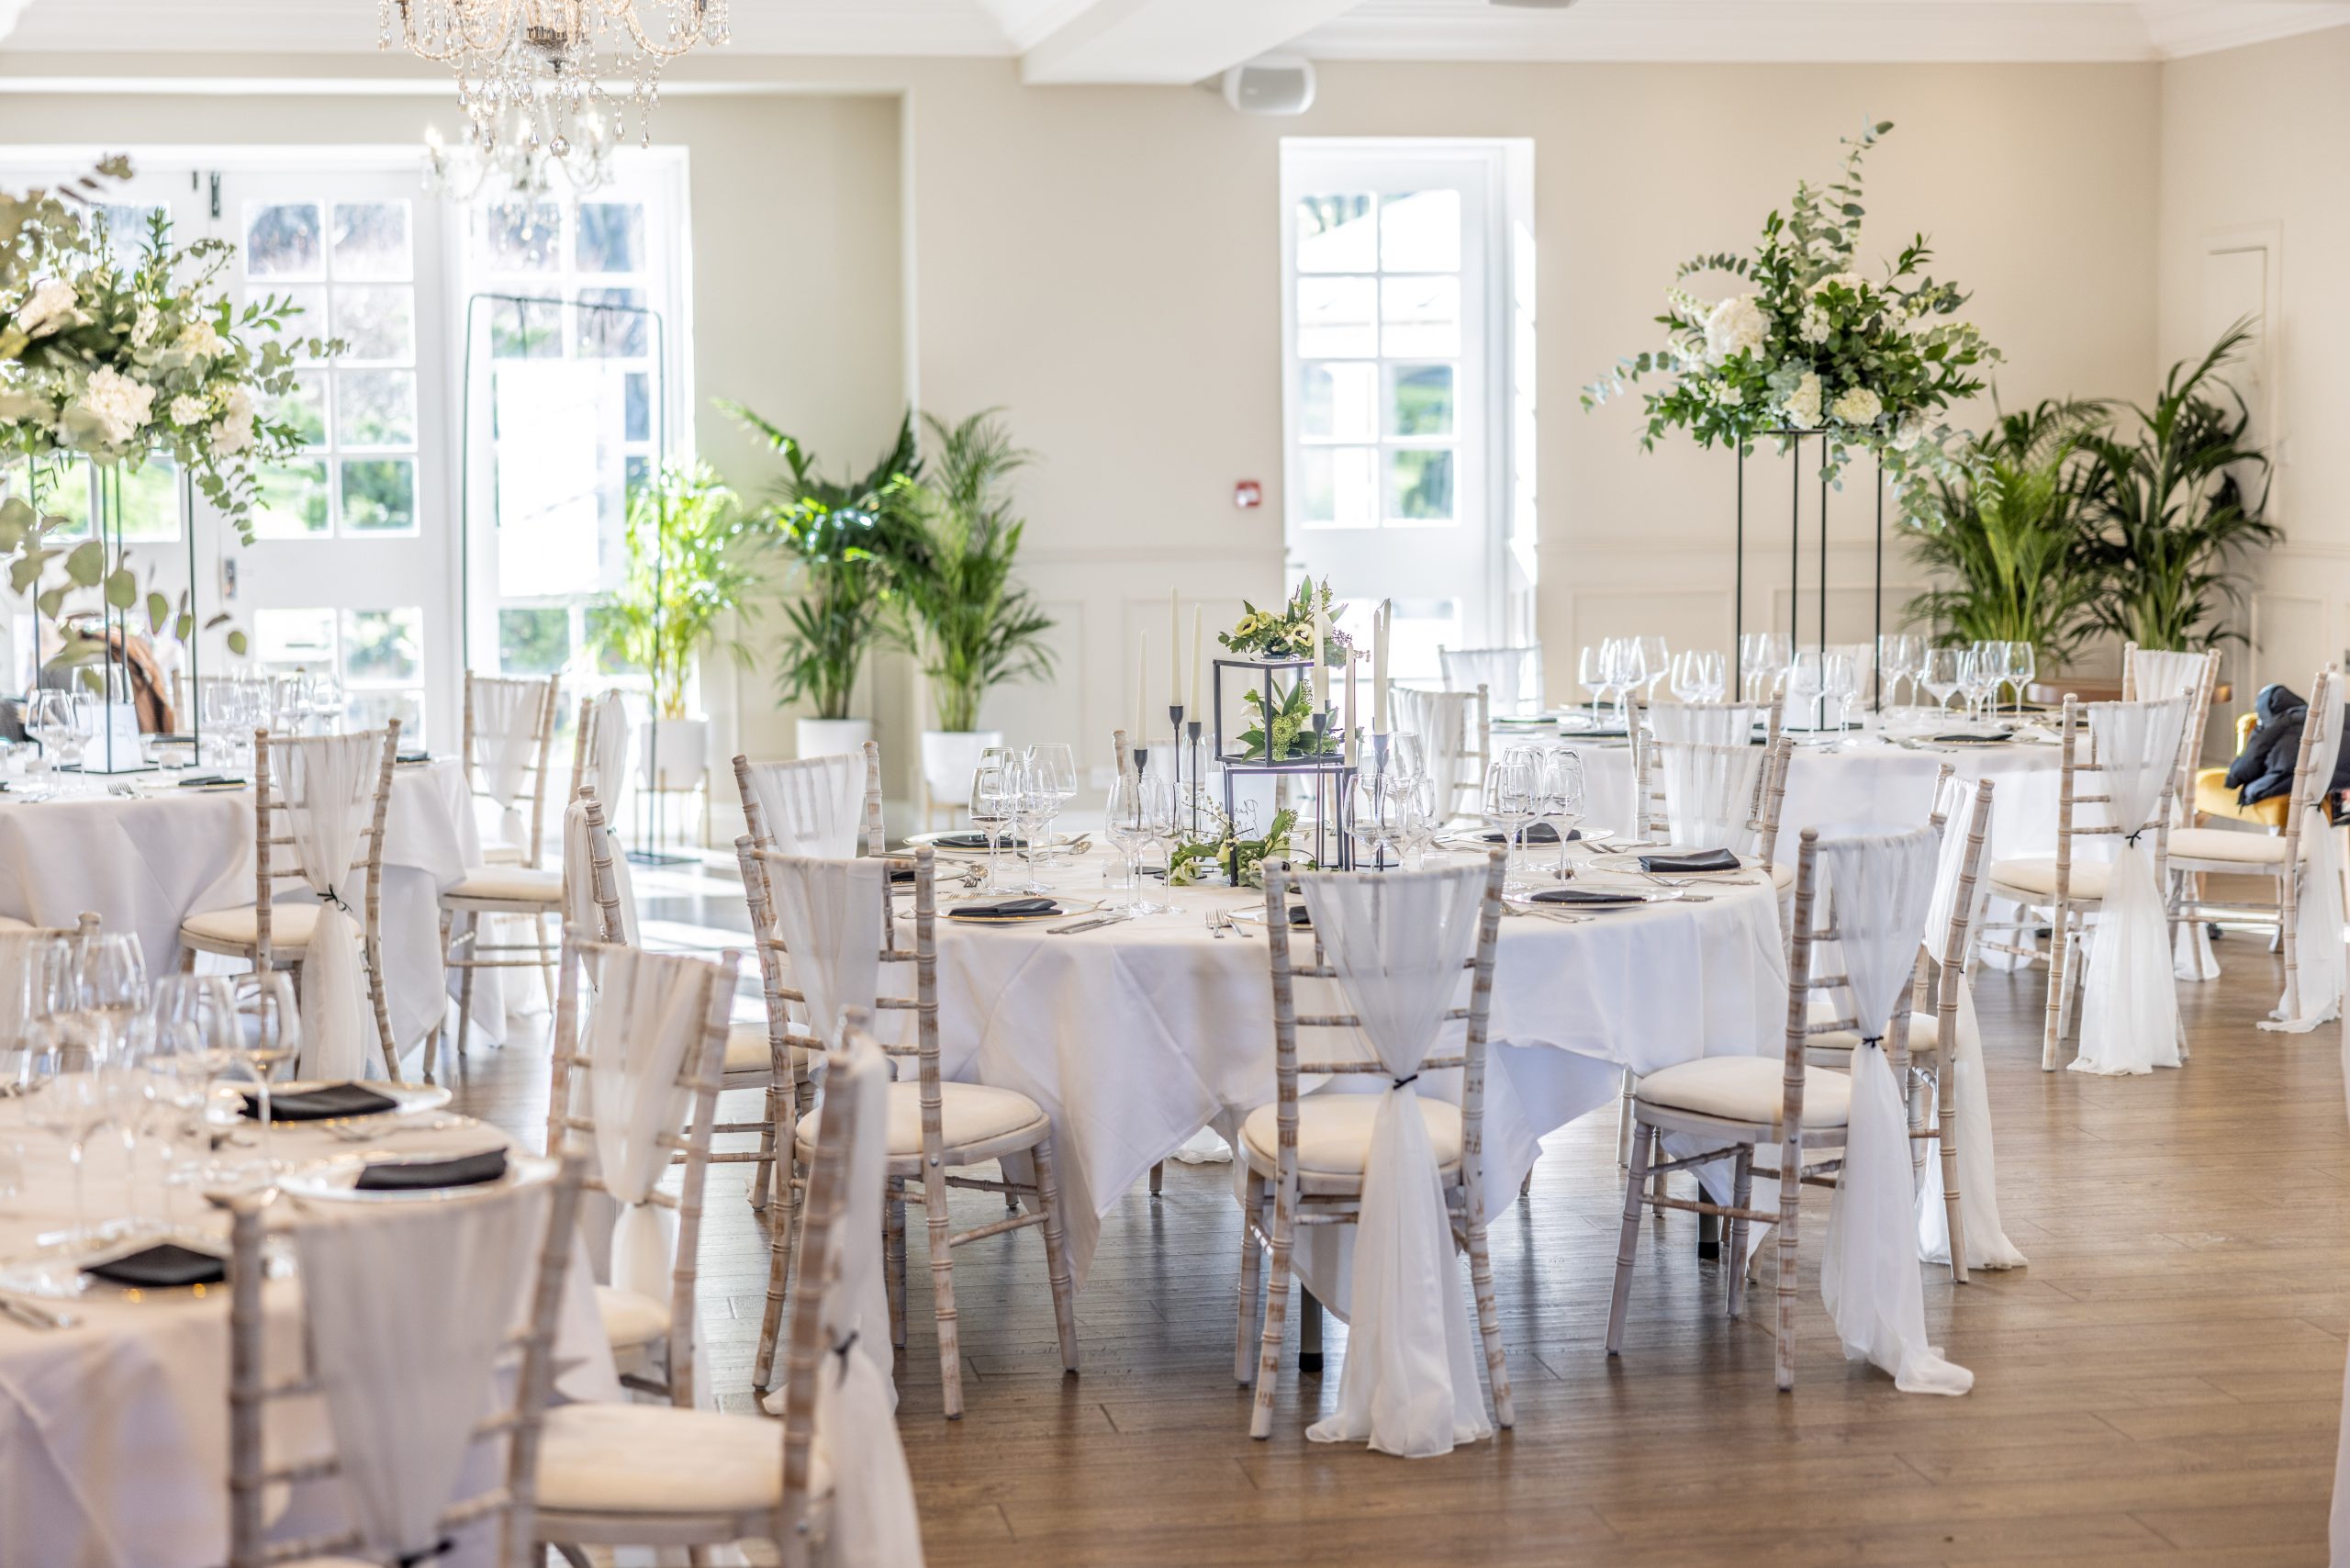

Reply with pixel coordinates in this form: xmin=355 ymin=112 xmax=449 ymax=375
xmin=2193 ymin=711 xmax=2291 ymax=829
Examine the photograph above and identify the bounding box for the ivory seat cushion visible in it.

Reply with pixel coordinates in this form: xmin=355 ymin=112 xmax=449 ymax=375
xmin=181 ymin=902 xmax=321 ymax=949
xmin=281 ymin=1559 xmax=378 ymax=1567
xmin=536 ymin=1402 xmax=828 ymax=1515
xmin=481 ymin=842 xmax=528 ymax=866
xmin=1987 ymin=857 xmax=2109 ymax=902
xmin=1238 ymin=1095 xmax=1463 ymax=1180
xmin=1769 ymin=860 xmax=1795 ymax=892
xmin=2194 ymin=765 xmax=2290 ymax=830
xmin=724 ymin=1023 xmax=811 ymax=1076
xmin=1807 ymin=1011 xmax=1942 ymax=1056
xmin=1634 ymin=1057 xmax=1851 ymax=1129
xmin=444 ymin=867 xmax=565 ymax=903
xmin=2165 ymin=826 xmax=2290 ymax=866
xmin=0 ymin=915 xmax=34 ymax=934
xmin=797 ymin=1080 xmax=1046 ymax=1156
xmin=595 ymin=1284 xmax=669 ymax=1349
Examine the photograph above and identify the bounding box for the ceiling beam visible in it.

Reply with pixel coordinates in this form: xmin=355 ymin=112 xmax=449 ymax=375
xmin=1019 ymin=0 xmax=1360 ymax=84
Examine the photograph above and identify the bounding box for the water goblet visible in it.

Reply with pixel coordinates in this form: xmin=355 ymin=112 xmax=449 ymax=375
xmin=1920 ymin=648 xmax=1964 ymax=718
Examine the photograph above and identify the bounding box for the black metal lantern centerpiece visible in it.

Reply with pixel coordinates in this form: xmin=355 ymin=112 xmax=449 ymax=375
xmin=1209 ymin=654 xmax=1359 ymax=877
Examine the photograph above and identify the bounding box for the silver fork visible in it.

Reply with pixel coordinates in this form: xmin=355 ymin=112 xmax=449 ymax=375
xmin=1205 ymin=910 xmax=1226 ymax=939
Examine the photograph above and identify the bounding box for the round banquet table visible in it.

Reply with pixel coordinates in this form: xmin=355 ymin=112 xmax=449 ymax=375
xmin=0 ymin=760 xmax=481 ymax=1063
xmin=0 ymin=1097 xmax=615 ymax=1568
xmin=912 ymin=840 xmax=1789 ymax=1294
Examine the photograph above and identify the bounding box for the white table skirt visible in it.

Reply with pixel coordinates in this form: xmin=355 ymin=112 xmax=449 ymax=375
xmin=0 ymin=1103 xmax=615 ymax=1568
xmin=921 ymin=846 xmax=1787 ymax=1290
xmin=0 ymin=761 xmax=480 ymax=1056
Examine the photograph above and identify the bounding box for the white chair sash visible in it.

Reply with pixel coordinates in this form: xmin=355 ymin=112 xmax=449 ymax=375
xmin=765 ymin=856 xmax=890 ymax=1049
xmin=2264 ymin=677 xmax=2346 ymax=1033
xmin=560 ymin=799 xmax=639 ymax=947
xmin=1812 ymin=825 xmax=1973 ymax=1396
xmin=2070 ymin=697 xmax=2191 ymax=1075
xmin=472 ymin=677 xmax=543 ymax=855
xmin=1438 ymin=646 xmax=1539 ymax=717
xmin=1296 ymin=865 xmax=1493 ymax=1458
xmin=275 ymin=733 xmax=382 ymax=1080
xmin=1655 ymin=738 xmax=1763 ymax=852
xmin=745 ymin=755 xmax=866 ymax=857
xmin=1647 ymin=702 xmax=1766 ymax=747
xmin=808 ymin=1036 xmax=925 ymax=1564
xmin=587 ymin=691 xmax=630 ymax=811
xmin=1387 ymin=687 xmax=1472 ymax=817
xmin=290 ymin=1180 xmax=544 ymax=1562
xmin=2130 ymin=647 xmax=2210 ymax=704
xmin=586 ymin=946 xmax=707 ymax=1305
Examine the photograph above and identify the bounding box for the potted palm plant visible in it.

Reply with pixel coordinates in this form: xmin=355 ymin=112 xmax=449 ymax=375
xmin=725 ymin=405 xmax=920 ymax=759
xmin=2079 ymin=322 xmax=2276 ymax=652
xmin=587 ymin=459 xmax=758 ymax=789
xmin=883 ymin=409 xmax=1055 ymax=808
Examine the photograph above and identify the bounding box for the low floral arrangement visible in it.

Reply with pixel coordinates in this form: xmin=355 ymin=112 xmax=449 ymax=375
xmin=1221 ymin=577 xmax=1345 ymax=762
xmin=1169 ymin=807 xmax=1307 ymax=888
xmin=1580 ymin=120 xmax=1998 ymax=510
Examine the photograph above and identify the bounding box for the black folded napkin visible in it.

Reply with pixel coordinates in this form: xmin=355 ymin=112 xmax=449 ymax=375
xmin=1639 ymin=848 xmax=1741 ymax=874
xmin=84 ymin=1242 xmax=228 ymax=1288
xmin=947 ymin=897 xmax=1060 ymax=919
xmin=176 ymin=774 xmax=247 ymax=789
xmin=243 ymin=1083 xmax=399 ymax=1122
xmin=396 ymin=750 xmax=431 ymax=765
xmin=934 ymin=832 xmax=1029 ymax=850
xmin=1932 ymin=731 xmax=2012 ymax=745
xmin=355 ymin=1148 xmax=509 ymax=1192
xmin=1482 ymin=823 xmax=1574 ymax=846
xmin=1287 ymin=905 xmax=1313 ymax=926
xmin=1531 ymin=887 xmax=1647 ymax=906
xmin=889 ymin=867 xmax=919 ymax=884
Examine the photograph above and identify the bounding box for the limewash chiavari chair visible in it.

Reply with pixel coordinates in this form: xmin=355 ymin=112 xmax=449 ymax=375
xmin=1237 ymin=852 xmax=1512 ymax=1441
xmin=179 ymin=722 xmax=402 ymax=1080
xmin=1606 ymin=827 xmax=1886 ymax=1391
xmin=533 ymin=985 xmax=875 ymax=1566
xmin=1387 ymin=684 xmax=1490 ymax=825
xmin=746 ymin=842 xmax=1080 ymax=1419
xmin=1978 ymin=696 xmax=2177 ymax=1070
xmin=226 ymin=1152 xmax=587 ymax=1568
xmin=541 ymin=934 xmax=736 ymax=1407
xmin=465 ymin=672 xmax=562 ymax=868
xmin=2122 ymin=644 xmax=2221 ymax=973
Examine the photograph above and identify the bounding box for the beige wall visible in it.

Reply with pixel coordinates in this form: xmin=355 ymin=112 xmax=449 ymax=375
xmin=2157 ymin=25 xmax=2350 ymax=707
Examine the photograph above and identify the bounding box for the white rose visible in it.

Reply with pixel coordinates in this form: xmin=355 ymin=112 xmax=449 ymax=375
xmin=130 ymin=304 xmax=160 ymax=349
xmin=1830 ymin=385 xmax=1884 ymax=426
xmin=13 ymin=278 xmax=79 ymax=339
xmin=71 ymin=364 xmax=157 ymax=446
xmin=1703 ymin=293 xmax=1767 ymax=364
xmin=1808 ymin=270 xmax=1868 ymax=297
xmin=1783 ymin=371 xmax=1823 ymax=430
xmin=210 ymin=385 xmax=256 ymax=455
xmin=168 ymin=393 xmax=210 ymax=426
xmin=1798 ymin=304 xmax=1830 ymax=345
xmin=174 ymin=319 xmax=225 ymax=359
xmin=0 ymin=388 xmax=39 ymax=423
xmin=1714 ymin=381 xmax=1745 ymax=408
xmin=1890 ymin=416 xmax=1925 ymax=453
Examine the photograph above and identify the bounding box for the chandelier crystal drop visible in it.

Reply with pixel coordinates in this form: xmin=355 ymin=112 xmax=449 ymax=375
xmin=381 ymin=0 xmax=728 ymax=158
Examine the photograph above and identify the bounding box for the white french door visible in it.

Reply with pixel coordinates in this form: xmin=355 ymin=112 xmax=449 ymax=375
xmin=1281 ymin=140 xmax=1517 ymax=681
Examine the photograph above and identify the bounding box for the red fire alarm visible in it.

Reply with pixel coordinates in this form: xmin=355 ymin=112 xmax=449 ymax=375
xmin=1233 ymin=480 xmax=1263 ymax=510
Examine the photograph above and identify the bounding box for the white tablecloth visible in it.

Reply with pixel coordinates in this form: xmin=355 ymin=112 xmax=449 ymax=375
xmin=921 ymin=846 xmax=1787 ymax=1289
xmin=0 ymin=1102 xmax=615 ymax=1568
xmin=0 ymin=762 xmax=479 ymax=1058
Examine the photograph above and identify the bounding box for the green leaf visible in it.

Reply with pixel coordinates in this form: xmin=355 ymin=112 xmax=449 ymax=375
xmin=105 ymin=566 xmax=138 ymax=610
xmin=146 ymin=590 xmax=170 ymax=633
xmin=227 ymin=629 xmax=249 ymax=656
xmin=63 ymin=540 xmax=105 ymax=587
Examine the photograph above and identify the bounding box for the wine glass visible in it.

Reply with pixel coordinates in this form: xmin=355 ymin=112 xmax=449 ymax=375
xmin=76 ymin=934 xmax=147 ymax=1055
xmin=1633 ymin=636 xmax=1671 ymax=700
xmin=1820 ymin=649 xmax=1859 ymax=732
xmin=1609 ymin=638 xmax=1649 ymax=728
xmin=1785 ymin=649 xmax=1824 ymax=731
xmin=1879 ymin=633 xmax=1922 ymax=709
xmin=229 ymin=971 xmax=301 ymax=1170
xmin=1578 ymin=644 xmax=1611 ymax=724
xmin=1920 ymin=648 xmax=1964 ymax=718
xmin=1482 ymin=754 xmax=1539 ymax=884
xmin=1010 ymin=759 xmax=1056 ymax=895
xmin=17 ymin=1023 xmax=109 ymax=1241
xmin=1539 ymin=748 xmax=1587 ymax=879
xmin=1026 ymin=744 xmax=1079 ymax=864
xmin=1964 ymin=645 xmax=2001 ymax=723
xmin=968 ymin=758 xmax=1014 ymax=896
xmin=1352 ymin=767 xmax=1406 ymax=871
xmin=2005 ymin=641 xmax=2037 ymax=720
xmin=1671 ymin=650 xmax=1727 ymax=705
xmin=148 ymin=975 xmax=240 ymax=1221
xmin=1103 ymin=772 xmax=1158 ymax=913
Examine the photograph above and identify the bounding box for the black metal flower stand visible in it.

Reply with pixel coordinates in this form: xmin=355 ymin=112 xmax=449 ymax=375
xmin=1211 ymin=655 xmax=1356 ymax=877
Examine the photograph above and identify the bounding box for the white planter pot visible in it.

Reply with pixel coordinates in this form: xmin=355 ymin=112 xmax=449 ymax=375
xmin=796 ymin=717 xmax=874 ymax=760
xmin=638 ymin=716 xmax=710 ymax=789
xmin=922 ymin=729 xmax=1002 ymax=809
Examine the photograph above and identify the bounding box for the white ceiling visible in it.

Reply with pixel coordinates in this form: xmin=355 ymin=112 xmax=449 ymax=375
xmin=2 ymin=0 xmax=2344 ymax=77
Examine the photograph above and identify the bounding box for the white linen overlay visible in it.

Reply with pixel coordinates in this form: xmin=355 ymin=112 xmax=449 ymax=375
xmin=1296 ymin=865 xmax=1494 ymax=1458
xmin=1438 ymin=646 xmax=1539 ymax=716
xmin=2262 ymin=676 xmax=2345 ymax=1033
xmin=1813 ymin=826 xmax=1974 ymax=1396
xmin=586 ymin=946 xmax=707 ymax=1305
xmin=587 ymin=691 xmax=631 ymax=812
xmin=1656 ymin=738 xmax=1764 ymax=852
xmin=765 ymin=856 xmax=890 ymax=1049
xmin=1647 ymin=701 xmax=1769 ymax=746
xmin=275 ymin=732 xmax=386 ymax=1080
xmin=744 ymin=754 xmax=868 ymax=857
xmin=1388 ymin=687 xmax=1474 ymax=819
xmin=471 ymin=676 xmax=543 ymax=857
xmin=290 ymin=1182 xmax=544 ymax=1562
xmin=562 ymin=797 xmax=640 ymax=947
xmin=2070 ymin=698 xmax=2191 ymax=1076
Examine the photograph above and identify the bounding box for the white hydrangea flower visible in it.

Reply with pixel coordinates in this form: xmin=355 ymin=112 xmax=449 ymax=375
xmin=1713 ymin=381 xmax=1745 ymax=408
xmin=130 ymin=305 xmax=161 ymax=349
xmin=1798 ymin=305 xmax=1830 ymax=345
xmin=1808 ymin=270 xmax=1868 ymax=297
xmin=1703 ymin=293 xmax=1766 ymax=364
xmin=1890 ymin=415 xmax=1925 ymax=452
xmin=1783 ymin=371 xmax=1823 ymax=429
xmin=13 ymin=279 xmax=80 ymax=339
xmin=174 ymin=318 xmax=225 ymax=359
xmin=1830 ymin=385 xmax=1883 ymax=425
xmin=210 ymin=385 xmax=256 ymax=456
xmin=168 ymin=393 xmax=210 ymax=426
xmin=73 ymin=364 xmax=156 ymax=445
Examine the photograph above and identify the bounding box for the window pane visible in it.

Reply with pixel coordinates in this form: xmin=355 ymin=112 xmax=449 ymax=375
xmin=1390 ymin=364 xmax=1455 ymax=437
xmin=254 ymin=607 xmax=335 ymax=666
xmin=1295 ymin=195 xmax=1374 ymax=273
xmin=576 ymin=204 xmax=644 ymax=274
xmin=337 ymin=370 xmax=416 ymax=448
xmin=582 ymin=604 xmax=637 ymax=677
xmin=575 ymin=288 xmax=646 ymax=358
xmin=1298 ymin=362 xmax=1376 ymax=442
xmin=255 ymin=462 xmax=330 ymax=538
xmin=623 ymin=373 xmax=651 ymax=443
xmin=1389 ymin=449 xmax=1455 ymax=524
xmin=1296 ymin=276 xmax=1375 ymax=359
xmin=1300 ymin=446 xmax=1376 ymax=529
xmin=334 ymin=286 xmax=415 ymax=362
xmin=1380 ymin=190 xmax=1460 ymax=273
xmin=118 ymin=456 xmax=179 ymax=541
xmin=29 ymin=463 xmax=93 ymax=540
xmin=341 ymin=608 xmax=421 ymax=683
xmin=341 ymin=459 xmax=416 ymax=532
xmin=488 ymin=297 xmax=564 ymax=360
xmin=477 ymin=202 xmax=562 ymax=271
xmin=256 ymin=285 xmax=330 ymax=359
xmin=499 ymin=607 xmax=572 ymax=675
xmin=1381 ymin=275 xmax=1460 ymax=358
xmin=245 ymin=204 xmax=323 ymax=279
xmin=330 ymin=203 xmax=411 ymax=280
xmin=273 ymin=372 xmax=328 ymax=448
xmin=345 ymin=689 xmax=422 ymax=734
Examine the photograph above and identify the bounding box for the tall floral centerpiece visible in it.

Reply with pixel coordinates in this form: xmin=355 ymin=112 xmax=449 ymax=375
xmin=1 ymin=159 xmax=337 ymax=715
xmin=1218 ymin=577 xmax=1348 ymax=762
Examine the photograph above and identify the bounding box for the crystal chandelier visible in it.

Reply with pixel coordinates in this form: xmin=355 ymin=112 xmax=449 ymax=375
xmin=423 ymin=98 xmax=618 ymax=200
xmin=381 ymin=0 xmax=728 ymax=160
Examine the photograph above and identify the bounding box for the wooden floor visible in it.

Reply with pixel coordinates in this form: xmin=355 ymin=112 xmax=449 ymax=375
xmin=444 ymin=874 xmax=2350 ymax=1567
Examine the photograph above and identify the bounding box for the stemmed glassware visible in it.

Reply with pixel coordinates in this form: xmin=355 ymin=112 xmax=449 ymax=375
xmin=1633 ymin=636 xmax=1671 ymax=700
xmin=1103 ymin=770 xmax=1173 ymax=914
xmin=1539 ymin=748 xmax=1586 ymax=880
xmin=1670 ymin=650 xmax=1727 ymax=704
xmin=16 ymin=1025 xmax=108 ymax=1243
xmin=1578 ymin=644 xmax=1611 ymax=724
xmin=1920 ymin=647 xmax=1964 ymax=719
xmin=1738 ymin=633 xmax=1793 ymax=702
xmin=1820 ymin=649 xmax=1859 ymax=732
xmin=968 ymin=755 xmax=1015 ymax=895
xmin=1482 ymin=753 xmax=1539 ymax=885
xmin=1878 ymin=633 xmax=1923 ymax=708
xmin=77 ymin=934 xmax=147 ymax=1054
xmin=1025 ymin=744 xmax=1079 ymax=865
xmin=2004 ymin=641 xmax=2037 ymax=721
xmin=1351 ymin=766 xmax=1406 ymax=871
